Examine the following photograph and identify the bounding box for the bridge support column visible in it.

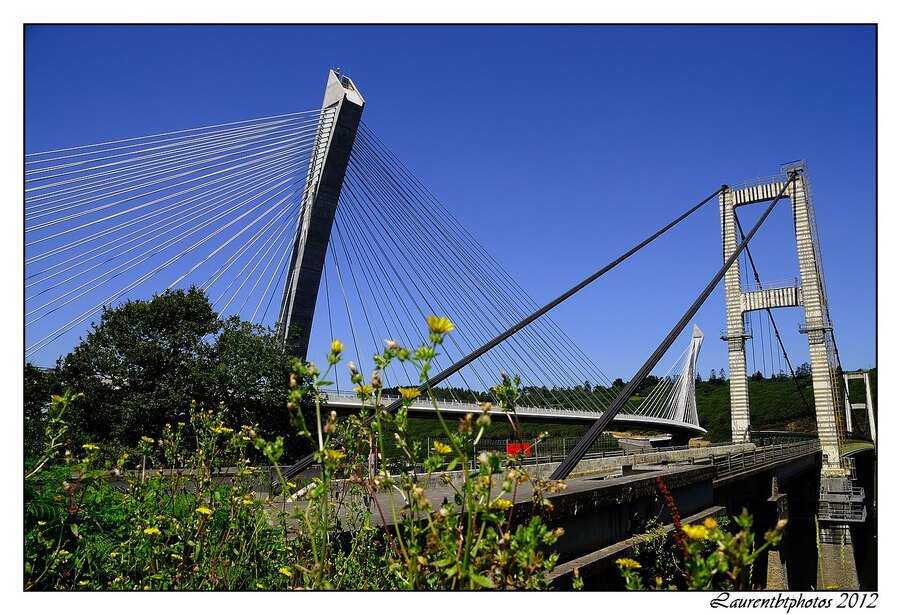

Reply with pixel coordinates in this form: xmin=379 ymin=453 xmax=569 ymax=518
xmin=719 ymin=188 xmax=751 ymax=443
xmin=789 ymin=171 xmax=844 ymax=469
xmin=277 ymin=70 xmax=365 ymax=359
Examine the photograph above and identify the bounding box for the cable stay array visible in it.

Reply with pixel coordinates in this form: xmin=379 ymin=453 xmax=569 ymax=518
xmin=314 ymin=122 xmax=704 ymax=427
xmin=25 ymin=109 xmax=335 ymax=361
xmin=25 ymin=109 xmax=706 ymax=431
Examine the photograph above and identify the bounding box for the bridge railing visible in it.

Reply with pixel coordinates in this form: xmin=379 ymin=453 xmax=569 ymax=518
xmin=691 ymin=440 xmax=821 ymax=480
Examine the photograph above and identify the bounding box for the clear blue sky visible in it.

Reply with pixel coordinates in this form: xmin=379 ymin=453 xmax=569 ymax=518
xmin=24 ymin=25 xmax=876 ymax=380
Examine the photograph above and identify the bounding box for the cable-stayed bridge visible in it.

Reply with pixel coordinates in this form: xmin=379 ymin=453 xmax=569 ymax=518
xmin=25 ymin=71 xmax=874 ymax=587
xmin=25 ymin=71 xmax=711 ymax=441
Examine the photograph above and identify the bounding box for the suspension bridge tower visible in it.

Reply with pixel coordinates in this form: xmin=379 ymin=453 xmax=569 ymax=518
xmin=720 ymin=161 xmax=863 ymax=588
xmin=277 ymin=70 xmax=365 ymax=359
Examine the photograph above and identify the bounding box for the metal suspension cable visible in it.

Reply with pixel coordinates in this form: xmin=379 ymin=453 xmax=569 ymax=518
xmin=341 ymin=159 xmax=517 ymax=397
xmin=355 ymin=128 xmax=630 ymax=412
xmin=26 ymin=115 xmax=321 ymax=177
xmin=26 ymin=155 xmax=304 ymax=289
xmin=281 ymin=181 xmax=726 ymax=481
xmin=343 ymin=148 xmax=581 ymax=410
xmin=26 ymin=109 xmax=324 ymax=157
xmin=26 ymin=159 xmax=303 ymax=317
xmin=166 ymin=178 xmax=307 ymax=290
xmin=25 ymin=125 xmax=319 ymax=197
xmin=25 ymin=121 xmax=324 ymax=217
xmin=330 ymin=198 xmax=424 ymax=388
xmin=549 ymin=172 xmax=799 ymax=480
xmin=335 ymin=185 xmax=493 ymax=398
xmin=348 ymin=135 xmax=609 ymax=412
xmin=226 ymin=204 xmax=301 ymax=318
xmin=26 ymin=149 xmax=304 ymax=266
xmin=26 ymin=138 xmax=312 ymax=238
xmin=250 ymin=218 xmax=300 ymax=324
xmin=26 ymin=168 xmax=305 ymax=352
xmin=200 ymin=188 xmax=301 ymax=296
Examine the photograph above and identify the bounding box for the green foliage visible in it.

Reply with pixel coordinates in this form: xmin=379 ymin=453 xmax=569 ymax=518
xmin=617 ymin=512 xmax=785 ymax=590
xmin=46 ymin=287 xmax=312 ymax=460
xmin=25 ymin=318 xmax=565 ymax=590
xmin=25 ymin=363 xmax=56 ymax=459
xmin=695 ymin=372 xmax=817 ymax=442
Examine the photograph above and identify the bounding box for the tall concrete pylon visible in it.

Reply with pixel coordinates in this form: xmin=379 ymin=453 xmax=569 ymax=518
xmin=719 ymin=162 xmax=844 ymax=470
xmin=277 ymin=70 xmax=365 ymax=359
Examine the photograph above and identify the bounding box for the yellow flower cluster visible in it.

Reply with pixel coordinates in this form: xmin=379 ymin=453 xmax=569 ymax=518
xmin=398 ymin=387 xmax=421 ymax=401
xmin=143 ymin=527 xmax=161 ymax=536
xmin=196 ymin=506 xmax=213 ymax=516
xmin=324 ymin=449 xmax=346 ymax=461
xmin=682 ymin=523 xmax=710 ymax=541
xmin=433 ymin=441 xmax=452 ymax=455
xmin=615 ymin=558 xmax=641 ymax=570
xmin=491 ymin=499 xmax=513 ymax=511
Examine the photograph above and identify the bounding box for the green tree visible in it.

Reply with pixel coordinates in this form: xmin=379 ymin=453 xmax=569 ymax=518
xmin=200 ymin=316 xmax=311 ymax=459
xmin=57 ymin=287 xmax=218 ymax=447
xmin=51 ymin=287 xmax=312 ymax=458
xmin=24 ymin=363 xmax=57 ymax=459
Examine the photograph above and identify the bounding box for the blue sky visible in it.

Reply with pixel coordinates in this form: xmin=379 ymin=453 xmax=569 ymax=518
xmin=24 ymin=25 xmax=876 ymax=380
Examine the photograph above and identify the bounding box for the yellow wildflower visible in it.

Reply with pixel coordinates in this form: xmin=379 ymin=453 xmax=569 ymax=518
xmin=491 ymin=499 xmax=513 ymax=511
xmin=615 ymin=558 xmax=641 ymax=570
xmin=56 ymin=549 xmax=70 ymax=556
xmin=433 ymin=441 xmax=452 ymax=455
xmin=354 ymin=384 xmax=374 ymax=397
xmin=398 ymin=387 xmax=421 ymax=401
xmin=324 ymin=449 xmax=346 ymax=461
xmin=331 ymin=339 xmax=345 ymax=354
xmin=703 ymin=517 xmax=717 ymax=529
xmin=82 ymin=443 xmax=99 ymax=451
xmin=682 ymin=524 xmax=709 ymax=541
xmin=242 ymin=499 xmax=254 ymax=506
xmin=211 ymin=426 xmax=233 ymax=435
xmin=279 ymin=567 xmax=292 ymax=577
xmin=196 ymin=506 xmax=213 ymax=516
xmin=79 ymin=580 xmax=89 ymax=586
xmin=37 ymin=521 xmax=46 ymax=526
xmin=109 ymin=552 xmax=118 ymax=558
xmin=143 ymin=528 xmax=160 ymax=536
xmin=426 ymin=315 xmax=455 ymax=334
xmin=140 ymin=436 xmax=154 ymax=444
xmin=170 ymin=554 xmax=183 ymax=561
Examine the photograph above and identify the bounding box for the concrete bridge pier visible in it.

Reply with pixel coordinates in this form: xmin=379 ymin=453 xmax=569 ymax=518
xmin=765 ymin=478 xmax=790 ymax=589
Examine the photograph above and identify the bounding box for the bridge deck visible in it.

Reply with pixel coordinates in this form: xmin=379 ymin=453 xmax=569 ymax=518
xmin=320 ymin=392 xmax=707 ymax=437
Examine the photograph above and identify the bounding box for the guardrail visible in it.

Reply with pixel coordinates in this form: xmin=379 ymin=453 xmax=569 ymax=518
xmin=692 ymin=440 xmax=821 ymax=480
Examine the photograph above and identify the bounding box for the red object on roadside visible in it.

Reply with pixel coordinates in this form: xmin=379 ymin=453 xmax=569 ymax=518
xmin=506 ymin=442 xmax=532 ymax=457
